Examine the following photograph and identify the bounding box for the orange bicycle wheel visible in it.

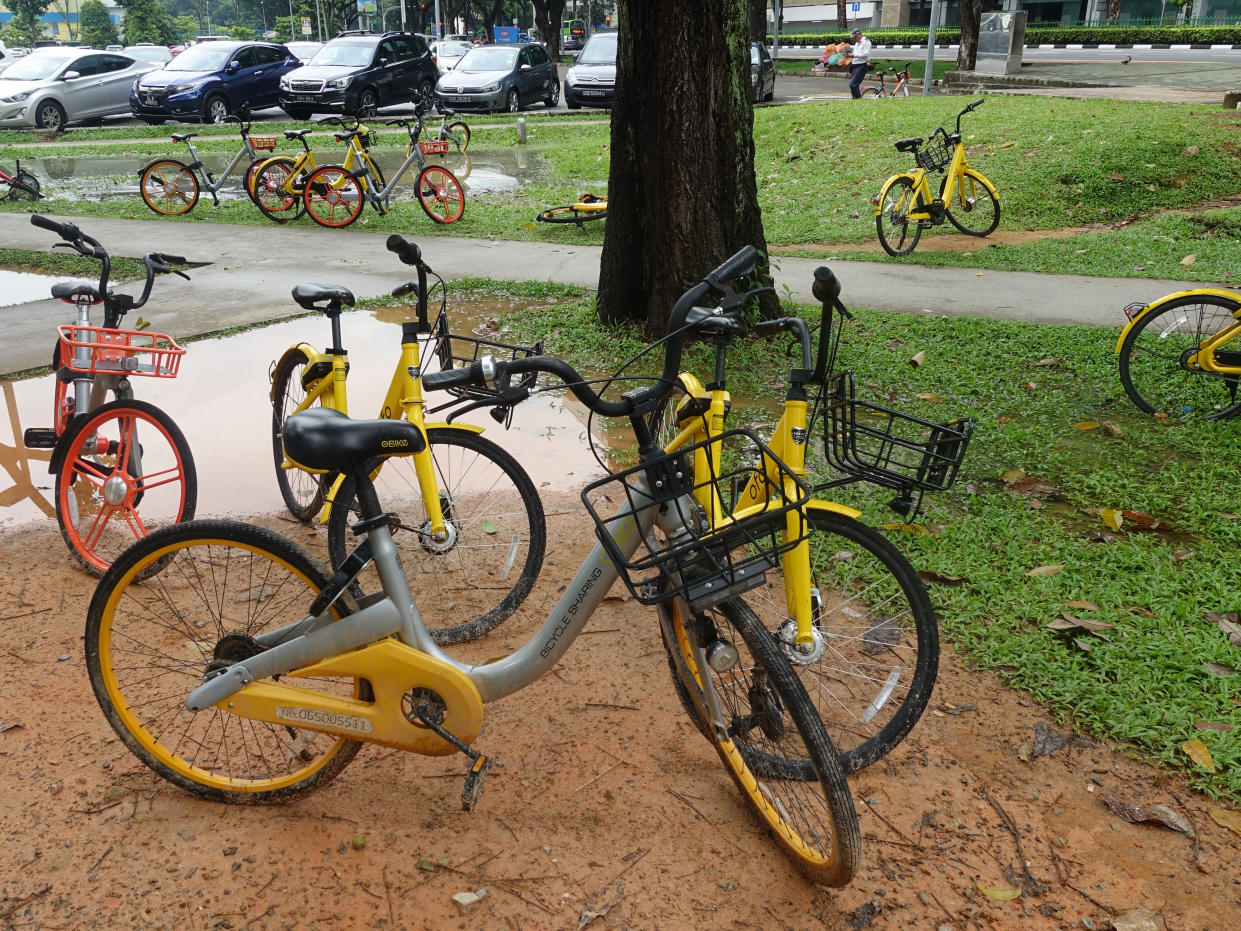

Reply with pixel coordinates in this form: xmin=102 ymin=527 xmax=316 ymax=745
xmin=416 ymin=165 xmax=465 ymax=224
xmin=303 ymin=166 xmax=365 ymax=229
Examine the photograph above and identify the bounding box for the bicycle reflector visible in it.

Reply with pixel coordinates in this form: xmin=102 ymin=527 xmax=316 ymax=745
xmin=1123 ymin=302 xmax=1147 ymax=320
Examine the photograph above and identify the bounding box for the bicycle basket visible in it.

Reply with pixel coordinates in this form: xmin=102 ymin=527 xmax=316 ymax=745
xmin=823 ymin=371 xmax=972 ymax=492
xmin=915 ymin=135 xmax=954 ymax=173
xmin=419 ymin=140 xmax=449 ymax=156
xmin=430 ymin=312 xmax=542 ymax=401
xmin=249 ymin=135 xmax=279 ymax=151
xmin=57 ymin=325 xmax=185 ymax=378
xmin=581 ymin=429 xmax=811 ymax=610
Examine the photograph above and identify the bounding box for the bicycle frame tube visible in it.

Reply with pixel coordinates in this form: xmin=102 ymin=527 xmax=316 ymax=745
xmin=936 ymin=139 xmax=970 ymax=210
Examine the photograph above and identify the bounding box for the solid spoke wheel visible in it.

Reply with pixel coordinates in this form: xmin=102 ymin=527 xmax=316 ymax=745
xmin=204 ymin=95 xmax=230 ymax=124
xmin=438 ymin=120 xmax=470 ymax=153
xmin=940 ymin=168 xmax=1000 ymax=237
xmin=660 ymin=596 xmax=861 ymax=886
xmin=270 ymin=347 xmax=328 ymax=521
xmin=1118 ymin=294 xmax=1241 ymax=420
xmin=7 ymin=169 xmax=42 ymax=200
xmin=139 ymin=159 xmax=200 ymax=215
xmin=506 ymin=89 xmax=520 ymax=112
xmin=55 ymin=399 xmax=196 ymax=577
xmin=875 ymin=175 xmax=923 ymax=257
xmin=303 ymin=166 xmax=365 ymax=229
xmin=327 ymin=428 xmax=546 ymax=645
xmin=252 ymin=157 xmax=306 ymax=221
xmin=85 ymin=520 xmax=368 ymax=802
xmin=416 ymin=165 xmax=465 ymax=224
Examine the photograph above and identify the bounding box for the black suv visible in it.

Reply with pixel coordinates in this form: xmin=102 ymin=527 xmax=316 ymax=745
xmin=278 ymin=31 xmax=436 ymax=119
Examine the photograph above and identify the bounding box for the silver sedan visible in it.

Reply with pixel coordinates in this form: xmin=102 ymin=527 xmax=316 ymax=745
xmin=0 ymin=48 xmax=158 ymax=132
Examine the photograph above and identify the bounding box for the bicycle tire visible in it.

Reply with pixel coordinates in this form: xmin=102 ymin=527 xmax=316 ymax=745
xmin=139 ymin=159 xmax=199 ymax=216
xmin=940 ymin=168 xmax=1000 ymax=237
xmin=326 ymin=428 xmax=546 ymax=645
xmin=536 ymin=204 xmax=608 ymax=225
xmin=660 ymin=595 xmax=861 ymax=886
xmin=6 ymin=168 xmax=42 ymax=201
xmin=303 ymin=165 xmax=365 ymax=229
xmin=251 ymin=156 xmax=306 ymax=221
xmin=437 ymin=120 xmax=471 ymax=153
xmin=1118 ymin=294 xmax=1241 ymax=420
xmin=875 ymin=175 xmax=924 ymax=257
xmin=85 ymin=519 xmax=368 ymax=802
xmin=271 ymin=347 xmax=329 ymax=522
xmin=55 ymin=398 xmax=197 ymax=577
xmin=860 ymin=87 xmax=883 ymax=99
xmin=416 ymin=165 xmax=465 ymax=224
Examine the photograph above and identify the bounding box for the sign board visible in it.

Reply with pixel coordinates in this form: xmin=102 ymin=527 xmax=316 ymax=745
xmin=493 ymin=26 xmax=520 ymax=44
xmin=976 ymin=11 xmax=1026 ymax=75
xmin=301 ymin=16 xmax=311 ymax=35
xmin=356 ymin=0 xmax=376 ymax=14
xmin=851 ymin=3 xmax=859 ymax=11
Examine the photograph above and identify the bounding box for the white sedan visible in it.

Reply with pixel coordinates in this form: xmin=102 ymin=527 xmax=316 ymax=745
xmin=0 ymin=48 xmax=158 ymax=131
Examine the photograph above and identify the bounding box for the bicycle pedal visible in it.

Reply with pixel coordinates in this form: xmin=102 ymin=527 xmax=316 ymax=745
xmin=461 ymin=754 xmax=493 ymax=812
xmin=23 ymin=428 xmax=57 ymax=449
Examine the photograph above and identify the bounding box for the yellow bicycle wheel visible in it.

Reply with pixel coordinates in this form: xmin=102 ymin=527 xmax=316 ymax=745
xmin=86 ymin=520 xmax=368 ymax=802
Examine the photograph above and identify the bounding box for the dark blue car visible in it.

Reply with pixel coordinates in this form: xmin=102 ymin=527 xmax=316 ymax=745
xmin=129 ymin=41 xmax=299 ymax=124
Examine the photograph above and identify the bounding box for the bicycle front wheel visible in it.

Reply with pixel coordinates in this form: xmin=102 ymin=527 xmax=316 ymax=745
xmin=85 ymin=520 xmax=368 ymax=802
xmin=416 ymin=165 xmax=465 ymax=224
xmin=875 ymin=175 xmax=924 ymax=256
xmin=271 ymin=347 xmax=329 ymax=521
xmin=438 ymin=120 xmax=471 ymax=153
xmin=661 ymin=595 xmax=860 ymax=886
xmin=303 ymin=165 xmax=365 ymax=229
xmin=940 ymin=168 xmax=1000 ymax=237
xmin=55 ymin=399 xmax=197 ymax=576
xmin=251 ymin=156 xmax=306 ymax=221
xmin=744 ymin=511 xmax=938 ymax=773
xmin=1118 ymin=294 xmax=1241 ymax=420
xmin=7 ymin=169 xmax=42 ymax=201
xmin=327 ymin=428 xmax=545 ymax=644
xmin=139 ymin=159 xmax=199 ymax=216
xmin=860 ymin=87 xmax=883 ymax=99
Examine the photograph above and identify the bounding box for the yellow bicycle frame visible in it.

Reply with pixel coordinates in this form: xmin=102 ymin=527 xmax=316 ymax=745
xmin=660 ymin=372 xmax=859 ymax=651
xmin=251 ymin=127 xmax=370 ymax=196
xmin=1114 ymin=287 xmax=1241 ymax=375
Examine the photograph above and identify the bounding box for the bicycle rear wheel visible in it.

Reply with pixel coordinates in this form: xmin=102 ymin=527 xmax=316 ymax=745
xmin=251 ymin=156 xmax=306 ymax=221
xmin=437 ymin=120 xmax=471 ymax=153
xmin=1118 ymin=294 xmax=1241 ymax=420
xmin=270 ymin=347 xmax=329 ymax=521
xmin=940 ymin=168 xmax=1000 ymax=237
xmin=416 ymin=165 xmax=465 ymax=224
xmin=875 ymin=175 xmax=924 ymax=256
xmin=303 ymin=165 xmax=365 ymax=229
xmin=55 ymin=398 xmax=196 ymax=577
xmin=6 ymin=169 xmax=42 ymax=200
xmin=661 ymin=595 xmax=860 ymax=886
xmin=139 ymin=159 xmax=199 ymax=216
xmin=85 ymin=520 xmax=367 ymax=802
xmin=860 ymin=87 xmax=883 ymax=99
xmin=326 ymin=428 xmax=546 ymax=645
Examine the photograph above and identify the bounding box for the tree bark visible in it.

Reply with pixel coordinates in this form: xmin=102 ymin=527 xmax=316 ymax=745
xmin=747 ymin=0 xmax=765 ymax=42
xmin=597 ymin=0 xmax=771 ymax=335
xmin=531 ymin=0 xmax=566 ymax=57
xmin=956 ymin=0 xmax=983 ymax=71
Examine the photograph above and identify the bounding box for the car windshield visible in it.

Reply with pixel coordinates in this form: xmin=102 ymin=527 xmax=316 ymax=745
xmin=437 ymin=42 xmax=472 ymax=57
xmin=309 ymin=43 xmax=375 ymax=68
xmin=458 ymin=47 xmax=517 ymax=71
xmin=579 ymin=35 xmax=616 ymax=65
xmin=2 ymin=54 xmax=71 ymax=81
xmin=126 ymin=46 xmax=171 ymax=62
xmin=286 ymin=43 xmax=320 ymax=54
xmin=165 ymin=44 xmax=238 ymax=71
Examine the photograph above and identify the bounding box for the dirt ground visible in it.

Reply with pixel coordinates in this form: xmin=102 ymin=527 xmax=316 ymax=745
xmin=2 ymin=497 xmax=1240 ymax=931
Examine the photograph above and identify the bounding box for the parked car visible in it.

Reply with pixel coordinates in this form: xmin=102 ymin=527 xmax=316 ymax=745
xmin=278 ymin=31 xmax=436 ymax=119
xmin=751 ymin=42 xmax=775 ymax=103
xmin=0 ymin=48 xmax=158 ymax=131
xmin=124 ymin=44 xmax=174 ymax=65
xmin=284 ymin=41 xmax=323 ymax=65
xmin=431 ymin=39 xmax=472 ymax=76
xmin=129 ymin=40 xmax=299 ymax=123
xmin=563 ymin=30 xmax=615 ymax=109
xmin=435 ymin=42 xmax=558 ymax=113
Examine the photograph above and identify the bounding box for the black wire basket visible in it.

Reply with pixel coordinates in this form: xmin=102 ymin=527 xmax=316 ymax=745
xmin=581 ymin=429 xmax=811 ymax=610
xmin=823 ymin=371 xmax=973 ymax=492
xmin=915 ymin=134 xmax=954 ymax=173
xmin=430 ymin=312 xmax=543 ymax=402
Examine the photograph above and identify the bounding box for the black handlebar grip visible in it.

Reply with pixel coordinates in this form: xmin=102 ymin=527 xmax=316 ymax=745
xmin=31 ymin=214 xmax=77 ymax=240
xmin=422 ymin=362 xmax=481 ymax=391
xmin=704 ymin=245 xmax=759 ymax=289
xmin=811 ymin=266 xmax=840 ymax=305
xmin=386 ymin=234 xmax=423 ymax=267
xmin=158 ymin=253 xmax=186 ymax=265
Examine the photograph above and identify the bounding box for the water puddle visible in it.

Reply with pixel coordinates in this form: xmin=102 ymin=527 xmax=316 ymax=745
xmin=0 ymin=296 xmax=616 ymax=527
xmin=0 ymin=269 xmax=74 ymax=308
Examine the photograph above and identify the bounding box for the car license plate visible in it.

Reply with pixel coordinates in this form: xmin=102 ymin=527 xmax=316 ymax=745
xmin=448 ymin=96 xmax=470 ymax=103
xmin=294 ymin=95 xmax=315 ymax=103
xmin=144 ymin=95 xmax=157 ymax=106
xmin=581 ymin=90 xmax=606 ymax=97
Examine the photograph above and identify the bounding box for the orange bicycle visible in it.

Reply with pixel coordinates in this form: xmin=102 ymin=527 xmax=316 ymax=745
xmin=861 ymin=61 xmax=914 ymax=98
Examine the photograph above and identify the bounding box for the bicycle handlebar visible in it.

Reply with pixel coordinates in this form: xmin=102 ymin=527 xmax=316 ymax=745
xmin=32 ymin=213 xmax=108 ymax=297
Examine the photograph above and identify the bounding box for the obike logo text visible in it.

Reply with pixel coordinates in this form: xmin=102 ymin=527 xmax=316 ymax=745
xmin=276 ymin=706 xmax=373 ymax=734
xmin=539 ymin=567 xmax=604 ymax=658
xmin=381 ymin=438 xmax=409 ymax=448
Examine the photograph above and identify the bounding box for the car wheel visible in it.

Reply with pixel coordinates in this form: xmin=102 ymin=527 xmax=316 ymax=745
xmin=34 ymin=100 xmax=67 ymax=133
xmin=764 ymin=80 xmax=775 ymax=102
xmin=355 ymin=89 xmax=378 ymax=117
xmin=203 ymin=94 xmax=229 ymax=124
xmin=544 ymin=80 xmax=559 ymax=108
xmin=506 ymin=89 xmax=520 ymax=113
xmin=418 ymin=79 xmax=434 ymax=104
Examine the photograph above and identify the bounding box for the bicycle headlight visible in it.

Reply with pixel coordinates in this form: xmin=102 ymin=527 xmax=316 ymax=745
xmin=2 ymin=91 xmax=31 ymax=103
xmin=481 ymin=82 xmax=501 ymax=93
xmin=327 ymin=76 xmax=353 ymax=89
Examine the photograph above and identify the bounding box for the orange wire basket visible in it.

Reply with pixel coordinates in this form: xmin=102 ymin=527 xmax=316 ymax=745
xmin=419 ymin=140 xmax=449 ymax=156
xmin=57 ymin=325 xmax=185 ymax=378
xmin=250 ymin=135 xmax=279 ymax=151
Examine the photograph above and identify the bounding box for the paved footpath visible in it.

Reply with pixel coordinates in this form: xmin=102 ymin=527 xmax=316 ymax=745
xmin=0 ymin=212 xmax=1210 ymax=376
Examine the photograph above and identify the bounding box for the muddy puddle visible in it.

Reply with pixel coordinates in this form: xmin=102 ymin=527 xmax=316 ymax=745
xmin=0 ymin=296 xmax=626 ymax=527
xmin=26 ymin=147 xmax=532 ymax=202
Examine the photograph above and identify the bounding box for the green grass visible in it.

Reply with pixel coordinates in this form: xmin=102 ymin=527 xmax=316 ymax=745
xmin=0 ymin=246 xmax=147 ymax=279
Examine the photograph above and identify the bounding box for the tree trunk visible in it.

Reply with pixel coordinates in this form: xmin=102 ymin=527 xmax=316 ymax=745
xmin=747 ymin=0 xmax=765 ymax=42
xmin=1106 ymin=0 xmax=1122 ymax=21
xmin=837 ymin=0 xmax=847 ymax=31
xmin=597 ymin=0 xmax=772 ymax=335
xmin=532 ymin=0 xmax=566 ymax=57
xmin=956 ymin=0 xmax=983 ymax=71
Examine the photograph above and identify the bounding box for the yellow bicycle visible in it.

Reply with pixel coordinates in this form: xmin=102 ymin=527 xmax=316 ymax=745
xmin=269 ymin=235 xmax=545 ymax=644
xmin=248 ymin=117 xmax=372 ymax=223
xmin=873 ymin=98 xmax=1000 ymax=256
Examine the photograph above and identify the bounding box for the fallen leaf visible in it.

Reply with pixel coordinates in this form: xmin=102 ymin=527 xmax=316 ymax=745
xmin=1048 ymin=614 xmax=1115 ymax=635
xmin=1032 ymin=721 xmax=1068 ymax=757
xmin=1182 ymin=739 xmax=1217 ymax=772
xmin=1122 ymin=510 xmax=1170 ymax=532
xmin=996 ymin=415 xmax=1013 ymax=424
xmin=917 ymin=570 xmax=967 ymax=587
xmin=1172 ymin=549 xmax=1193 ymax=561
xmin=1204 ymin=663 xmax=1236 ymax=677
xmin=1100 ymin=508 xmax=1124 ymax=531
xmin=975 ymin=882 xmax=1021 ymax=901
xmin=480 ymin=519 xmax=498 ymax=535
xmin=1205 ymin=612 xmax=1241 ymax=647
xmin=1106 ymin=173 xmax=1126 ymax=181
xmin=1066 ymin=600 xmax=1100 ymax=611
xmin=1000 ymin=140 xmax=1015 ymax=148
xmin=1085 ymin=530 xmax=1118 ymax=544
xmin=1001 ymin=468 xmax=1027 ymax=482
xmin=915 ymin=392 xmax=941 ymax=402
xmin=1110 ymin=907 xmax=1167 ymax=931
xmin=1073 ymin=638 xmax=1094 ymax=652
xmin=1181 ymin=253 xmax=1197 ymax=266
xmin=1020 ymin=381 xmax=1037 ymax=390
xmin=1194 ymin=721 xmax=1235 ymax=733
xmin=937 ymin=703 xmax=978 ymax=715
xmin=1211 ymin=809 xmax=1241 ymax=835
xmin=1032 ymin=358 xmax=1062 ymax=367
xmin=1006 ymin=476 xmax=1058 ymax=497
xmin=1075 ymin=421 xmax=1100 ymax=430
xmin=1100 ymin=421 xmax=1125 ymax=438
xmin=908 ymin=350 xmax=926 ymax=368
xmin=1026 ymin=565 xmax=1065 ymax=577
xmin=1102 ymin=795 xmax=1195 ymax=837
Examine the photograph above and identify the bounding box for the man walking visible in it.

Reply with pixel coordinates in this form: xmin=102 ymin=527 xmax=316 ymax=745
xmin=848 ymin=27 xmax=872 ymax=99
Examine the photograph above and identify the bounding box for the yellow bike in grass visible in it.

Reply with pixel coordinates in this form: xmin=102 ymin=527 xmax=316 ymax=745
xmin=536 ymin=192 xmax=607 ymax=228
xmin=269 ymin=235 xmax=545 ymax=644
xmin=645 ymin=267 xmax=972 ymax=772
xmin=1117 ymin=287 xmax=1241 ymax=420
xmin=874 ymin=98 xmax=1000 ymax=256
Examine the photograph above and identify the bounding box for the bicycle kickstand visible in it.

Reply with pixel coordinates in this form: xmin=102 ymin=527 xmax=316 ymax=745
xmin=414 ymin=709 xmax=495 ymax=811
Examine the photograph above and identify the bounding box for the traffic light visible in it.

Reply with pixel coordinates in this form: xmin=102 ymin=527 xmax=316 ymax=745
xmin=605 ymin=14 xmax=611 ymax=26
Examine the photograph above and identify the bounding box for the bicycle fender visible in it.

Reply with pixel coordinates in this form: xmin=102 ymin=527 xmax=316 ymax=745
xmin=425 ymin=421 xmax=484 ymax=434
xmin=874 ymin=173 xmax=917 ymax=217
xmin=1113 ymin=288 xmax=1241 ymax=354
xmin=959 ymin=166 xmax=1000 ymax=199
xmin=269 ymin=342 xmax=324 ymax=401
xmin=805 ymin=498 xmax=861 ymax=521
xmin=137 ymin=156 xmax=187 ymax=176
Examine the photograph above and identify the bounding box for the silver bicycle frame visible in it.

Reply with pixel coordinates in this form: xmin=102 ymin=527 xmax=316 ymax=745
xmin=180 ymin=136 xmax=260 ymax=196
xmin=352 ymin=131 xmax=433 ymax=211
